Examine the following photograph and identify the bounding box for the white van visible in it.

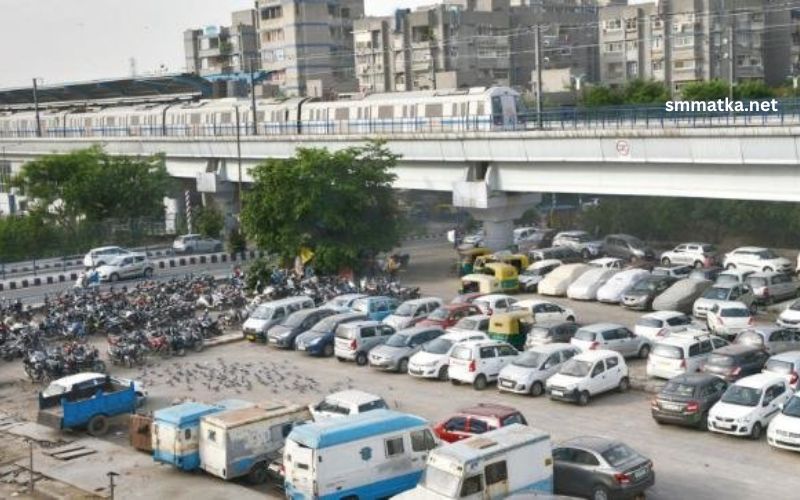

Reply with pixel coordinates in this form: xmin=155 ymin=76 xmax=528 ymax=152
xmin=308 ymin=390 xmax=388 ymax=420
xmin=242 ymin=296 xmax=315 ymax=342
xmin=395 ymin=424 xmax=554 ymax=499
xmin=646 ymin=333 xmax=729 ymax=380
xmin=284 ymin=410 xmax=438 ymax=499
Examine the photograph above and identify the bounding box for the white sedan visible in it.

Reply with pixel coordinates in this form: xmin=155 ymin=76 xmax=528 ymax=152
xmin=96 ymin=253 xmax=154 ymax=282
xmin=514 ymin=299 xmax=577 ymax=323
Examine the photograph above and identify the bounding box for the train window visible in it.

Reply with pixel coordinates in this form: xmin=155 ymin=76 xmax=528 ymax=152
xmin=257 ymin=112 xmax=265 ymax=122
xmin=402 ymin=106 xmax=407 ymax=118
xmin=477 ymin=102 xmax=485 ymax=116
xmin=131 ymin=116 xmax=140 ymax=126
xmin=190 ymin=114 xmax=201 ymax=125
xmin=106 ymin=117 xmax=115 ymax=126
xmin=220 ymin=112 xmax=232 ymax=124
xmin=461 ymin=103 xmax=468 ymax=116
xmin=451 ymin=103 xmax=458 ymax=116
xmin=425 ymin=104 xmax=443 ymax=118
xmin=357 ymin=108 xmax=362 ymax=120
xmin=378 ymin=106 xmax=393 ymax=119
xmin=335 ymin=108 xmax=349 ymax=121
xmin=491 ymin=97 xmax=502 ymax=116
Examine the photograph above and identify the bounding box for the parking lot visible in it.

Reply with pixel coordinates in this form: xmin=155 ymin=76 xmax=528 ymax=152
xmin=0 ymin=238 xmax=798 ymax=499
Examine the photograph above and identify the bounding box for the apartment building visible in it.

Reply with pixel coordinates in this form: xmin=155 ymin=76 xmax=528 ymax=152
xmin=354 ymin=17 xmax=393 ymax=93
xmin=184 ymin=9 xmax=260 ymax=77
xmin=255 ymin=0 xmax=363 ymax=97
xmin=599 ymin=2 xmax=666 ymax=86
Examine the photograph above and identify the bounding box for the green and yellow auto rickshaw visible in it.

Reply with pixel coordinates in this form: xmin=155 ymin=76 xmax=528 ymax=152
xmin=458 ymin=247 xmax=492 ymax=276
xmin=487 ymin=310 xmax=534 ymax=350
xmin=460 ymin=274 xmax=502 ymax=295
xmin=481 ymin=262 xmax=520 ymax=293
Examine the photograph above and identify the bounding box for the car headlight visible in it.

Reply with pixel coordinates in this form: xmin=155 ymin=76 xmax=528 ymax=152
xmin=308 ymin=337 xmax=322 ymax=345
xmin=739 ymin=415 xmax=753 ymax=424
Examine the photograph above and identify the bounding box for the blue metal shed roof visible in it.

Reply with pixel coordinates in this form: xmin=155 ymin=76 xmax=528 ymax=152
xmin=288 ymin=410 xmax=427 ymax=449
xmin=153 ymin=402 xmax=221 ymax=426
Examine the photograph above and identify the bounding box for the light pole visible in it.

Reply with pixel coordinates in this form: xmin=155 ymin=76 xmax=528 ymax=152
xmin=235 ymin=105 xmax=243 ymax=215
xmin=32 ymin=78 xmax=42 ymax=138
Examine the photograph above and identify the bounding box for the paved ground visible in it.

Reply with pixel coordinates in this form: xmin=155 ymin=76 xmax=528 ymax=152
xmin=0 ymin=238 xmax=798 ymax=499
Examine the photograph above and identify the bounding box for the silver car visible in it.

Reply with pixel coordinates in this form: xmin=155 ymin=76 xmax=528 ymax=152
xmin=735 ymin=327 xmax=800 ymax=355
xmin=570 ymin=323 xmax=652 ymax=359
xmin=96 ymin=253 xmax=154 ymax=282
xmin=497 ymin=344 xmax=581 ymax=396
xmin=172 ymin=234 xmax=223 ymax=254
xmin=368 ymin=326 xmax=444 ymax=373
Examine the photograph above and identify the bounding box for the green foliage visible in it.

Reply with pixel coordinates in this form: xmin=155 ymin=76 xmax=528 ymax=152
xmin=735 ymin=80 xmax=775 ymax=99
xmin=680 ymin=80 xmax=730 ymax=101
xmin=0 ymin=214 xmax=57 ymax=262
xmin=582 ymin=85 xmax=623 ymax=107
xmin=227 ymin=227 xmax=247 ymax=254
xmin=195 ymin=202 xmax=224 ymax=238
xmin=582 ymin=80 xmax=669 ymax=107
xmin=244 ymin=256 xmax=279 ymax=292
xmin=241 ymin=141 xmax=404 ymax=274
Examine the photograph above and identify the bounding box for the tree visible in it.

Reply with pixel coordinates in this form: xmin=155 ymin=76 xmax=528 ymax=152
xmin=736 ymin=80 xmax=774 ymax=99
xmin=623 ymin=79 xmax=669 ymax=105
xmin=195 ymin=201 xmax=224 ymax=238
xmin=241 ymin=141 xmax=404 ymax=273
xmin=582 ymin=85 xmax=623 ymax=107
xmin=680 ymin=80 xmax=731 ymax=101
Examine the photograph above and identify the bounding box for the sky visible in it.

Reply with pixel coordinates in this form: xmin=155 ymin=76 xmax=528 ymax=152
xmin=0 ymin=0 xmax=436 ymax=89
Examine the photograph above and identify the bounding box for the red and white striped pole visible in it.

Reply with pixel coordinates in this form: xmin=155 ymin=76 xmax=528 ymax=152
xmin=185 ymin=190 xmax=193 ymax=233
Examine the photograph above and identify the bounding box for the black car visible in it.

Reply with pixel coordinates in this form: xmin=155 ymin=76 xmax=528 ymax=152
xmin=621 ymin=275 xmax=677 ymax=311
xmin=702 ymin=344 xmax=770 ymax=382
xmin=651 ymin=373 xmax=728 ymax=428
xmin=525 ymin=321 xmax=580 ymax=348
xmin=266 ymin=308 xmax=336 ymax=349
xmin=529 ymin=246 xmax=583 ymax=264
xmin=554 ymin=436 xmax=655 ymax=500
xmin=294 ymin=312 xmax=367 ymax=357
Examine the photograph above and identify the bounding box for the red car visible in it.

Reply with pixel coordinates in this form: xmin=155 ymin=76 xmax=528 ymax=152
xmin=433 ymin=403 xmax=528 ymax=443
xmin=450 ymin=292 xmax=485 ymax=305
xmin=417 ymin=304 xmax=482 ymax=329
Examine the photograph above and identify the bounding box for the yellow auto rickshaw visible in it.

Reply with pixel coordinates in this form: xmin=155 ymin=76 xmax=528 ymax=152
xmin=457 ymin=247 xmax=492 ymax=276
xmin=473 ymin=254 xmax=499 ymax=274
xmin=487 ymin=309 xmax=534 ymax=350
xmin=460 ymin=274 xmax=502 ymax=295
xmin=496 ymin=253 xmax=530 ymax=274
xmin=481 ymin=262 xmax=520 ymax=293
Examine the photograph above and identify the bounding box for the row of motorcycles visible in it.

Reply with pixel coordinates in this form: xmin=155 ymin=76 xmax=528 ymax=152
xmin=23 ymin=342 xmax=106 ymax=383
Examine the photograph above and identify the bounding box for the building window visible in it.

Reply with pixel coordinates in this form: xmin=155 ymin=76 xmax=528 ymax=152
xmin=605 ymin=18 xmax=621 ymax=30
xmin=604 ymin=42 xmax=622 ymax=53
xmin=625 ymin=18 xmax=637 ymax=30
xmin=653 ymin=60 xmax=663 ymax=71
xmin=260 ymin=6 xmax=282 ymax=20
xmin=627 ymin=61 xmax=638 ymax=77
xmin=653 ymin=36 xmax=663 ymax=49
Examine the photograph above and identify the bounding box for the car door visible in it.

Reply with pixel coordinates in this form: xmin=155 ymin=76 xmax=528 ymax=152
xmin=617 ymin=328 xmax=638 ymax=357
xmin=671 ymin=245 xmax=687 ymax=265
xmin=588 ymin=360 xmax=607 ymax=395
xmin=119 ymin=256 xmax=135 ymax=278
xmin=702 ymin=378 xmax=728 ymax=409
xmin=760 ymin=383 xmax=787 ymax=423
xmin=553 ymin=447 xmax=599 ymax=498
xmin=604 ymin=355 xmax=623 ymax=388
xmin=599 ymin=329 xmax=619 ymax=353
xmin=541 ymin=352 xmax=562 ymax=379
xmin=478 ymin=346 xmax=499 ymax=378
xmin=744 ymin=350 xmax=769 ymax=376
xmin=495 ymin=345 xmax=518 ymax=374
xmin=441 ymin=416 xmax=471 ymax=442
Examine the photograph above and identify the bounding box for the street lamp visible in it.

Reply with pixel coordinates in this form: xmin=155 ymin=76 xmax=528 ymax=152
xmin=32 ymin=78 xmax=43 ymax=138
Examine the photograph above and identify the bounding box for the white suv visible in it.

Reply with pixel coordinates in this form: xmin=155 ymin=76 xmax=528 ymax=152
xmin=83 ymin=246 xmax=131 ymax=268
xmin=723 ymin=247 xmax=793 ymax=274
xmin=634 ymin=311 xmax=692 ymax=341
xmin=708 ymin=373 xmax=792 ymax=439
xmin=308 ymin=390 xmax=388 ymax=420
xmin=407 ymin=330 xmax=488 ymax=381
xmin=546 ymin=350 xmax=629 ymax=406
xmin=660 ymin=242 xmax=718 ymax=268
xmin=647 ymin=333 xmax=729 ymax=380
xmin=448 ymin=340 xmax=519 ymax=390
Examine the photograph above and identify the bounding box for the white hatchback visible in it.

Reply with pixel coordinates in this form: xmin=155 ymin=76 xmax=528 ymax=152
xmin=634 ymin=311 xmax=692 ymax=341
xmin=407 ymin=330 xmax=488 ymax=381
xmin=723 ymin=247 xmax=793 ymax=274
xmin=448 ymin=340 xmax=519 ymax=390
xmin=472 ymin=294 xmax=517 ymax=315
xmin=513 ymin=299 xmax=576 ymax=323
xmin=767 ymin=391 xmax=800 ymax=452
xmin=708 ymin=374 xmax=792 ymax=439
xmin=546 ymin=350 xmax=629 ymax=406
xmin=706 ymin=301 xmax=753 ymax=339
xmin=497 ymin=344 xmax=580 ymax=397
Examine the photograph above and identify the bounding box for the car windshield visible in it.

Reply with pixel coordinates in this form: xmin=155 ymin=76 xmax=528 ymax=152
xmin=736 ymin=332 xmax=764 ymax=345
xmin=454 ymin=318 xmax=481 ymax=331
xmin=107 ymin=256 xmax=127 ymax=266
xmin=328 ymin=297 xmax=350 ymax=308
xmin=662 ymin=381 xmax=696 ymax=397
xmin=358 ymin=399 xmax=388 ymax=412
xmin=423 ymin=338 xmax=453 ymax=354
xmin=419 ymin=465 xmax=461 ymax=497
xmin=513 ymin=351 xmax=545 ymax=368
xmin=386 ymin=334 xmax=412 ymax=347
xmin=636 ymin=317 xmax=663 ymax=328
xmin=628 ymin=238 xmax=645 ymax=250
xmin=631 ymin=279 xmax=658 ymax=292
xmin=524 ymin=268 xmax=546 ymax=277
xmin=716 ymin=275 xmax=738 ymax=286
xmin=601 ymin=444 xmax=639 ymax=468
xmin=451 ymin=346 xmax=472 ymax=360
xmin=720 ymin=308 xmax=750 ymax=318
xmin=765 ymin=359 xmax=793 ymax=375
xmin=530 ymin=327 xmax=552 ymax=338
xmin=41 ymin=383 xmax=68 ymax=398
xmin=351 ymin=299 xmax=370 ymax=313
xmin=707 ymin=353 xmax=734 ymax=367
xmin=721 ymin=385 xmax=761 ymax=407
xmin=560 ymin=359 xmax=592 ymax=377
xmin=394 ymin=303 xmax=415 ymax=316
xmin=757 ymin=249 xmax=778 ymax=259
xmin=791 ymin=301 xmax=800 ymax=312
xmin=312 ymin=316 xmax=340 ymax=332
xmin=702 ymin=244 xmax=716 ymax=253
xmin=428 ymin=308 xmax=450 ymax=321
xmin=251 ymin=307 xmax=274 ymax=320
xmin=703 ymin=287 xmax=731 ymax=300
xmin=573 ymin=329 xmax=596 ymax=341
xmin=283 ymin=312 xmax=308 ymax=328
xmin=652 ymin=344 xmax=683 ymax=359
xmin=746 ymin=278 xmax=767 ymax=288
xmin=783 ymin=396 xmax=800 ymax=418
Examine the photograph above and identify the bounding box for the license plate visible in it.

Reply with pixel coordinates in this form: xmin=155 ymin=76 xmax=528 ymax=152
xmin=409 ymin=369 xmax=421 ymax=375
xmin=500 ymin=380 xmax=514 ymax=388
xmin=662 ymin=403 xmax=681 ymax=411
xmin=297 ymin=344 xmax=306 ymax=351
xmin=247 ymin=335 xmax=255 ymax=341
xmin=716 ymin=423 xmax=733 ymax=430
xmin=633 ymin=469 xmax=647 ymax=480
xmin=551 ymin=390 xmax=564 ymax=397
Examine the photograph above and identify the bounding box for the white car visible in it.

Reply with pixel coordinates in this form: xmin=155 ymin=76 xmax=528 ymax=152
xmin=537 ymin=263 xmax=593 ymax=297
xmin=723 ymin=247 xmax=793 ymax=274
xmin=382 ymin=297 xmax=443 ymax=330
xmin=323 ymin=293 xmax=368 ymax=313
xmin=96 ymin=253 xmax=154 ymax=282
xmin=407 ymin=330 xmax=488 ymax=381
xmin=472 ymin=294 xmax=517 ymax=315
xmin=83 ymin=246 xmax=131 ymax=268
xmin=588 ymin=257 xmax=625 ymax=269
xmin=646 ymin=333 xmax=729 ymax=380
xmin=552 ymin=230 xmax=604 ymax=259
xmin=446 ymin=314 xmax=490 ymax=335
xmin=716 ymin=269 xmax=755 ymax=286
xmin=708 ymin=374 xmax=792 ymax=439
xmin=497 ymin=344 xmax=580 ymax=396
xmin=767 ymin=391 xmax=800 ymax=452
xmin=692 ymin=283 xmax=756 ymax=318
xmin=519 ymin=259 xmax=562 ymax=292
xmin=308 ymin=390 xmax=388 ymax=421
xmin=660 ymin=242 xmax=718 ymax=268
xmin=706 ymin=301 xmax=753 ymax=339
xmin=461 ymin=229 xmax=485 ymax=247
xmin=566 ymin=267 xmax=618 ymax=301
xmin=546 ymin=350 xmax=629 ymax=406
xmin=634 ymin=311 xmax=692 ymax=341
xmin=596 ymin=268 xmax=650 ymax=303
xmin=777 ymin=300 xmax=800 ymax=329
xmin=514 ymin=299 xmax=576 ymax=323
xmin=172 ymin=234 xmax=223 ymax=254
xmin=762 ymin=351 xmax=800 ymax=390
xmin=448 ymin=340 xmax=519 ymax=390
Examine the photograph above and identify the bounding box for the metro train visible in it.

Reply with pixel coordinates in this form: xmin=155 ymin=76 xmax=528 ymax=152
xmin=0 ymin=87 xmax=525 ymax=138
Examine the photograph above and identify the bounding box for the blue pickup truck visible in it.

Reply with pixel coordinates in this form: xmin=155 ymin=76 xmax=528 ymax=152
xmin=37 ymin=375 xmax=137 ymax=436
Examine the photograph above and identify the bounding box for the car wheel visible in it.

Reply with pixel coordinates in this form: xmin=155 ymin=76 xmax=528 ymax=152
xmin=764 ymin=267 xmax=773 ymax=273
xmin=694 ymin=261 xmax=704 ymax=269
xmin=581 ymin=249 xmax=591 ymax=260
xmin=437 ymin=366 xmax=449 ymax=381
xmin=143 ymin=268 xmax=153 ymax=278
xmin=87 ymin=415 xmax=109 ymax=437
xmin=451 ymin=379 xmax=462 ymax=386
xmin=530 ymin=381 xmax=544 ymax=397
xmin=578 ymin=390 xmax=590 ymax=406
xmin=618 ymin=376 xmax=630 ymax=392
xmin=110 ymin=273 xmax=119 ymax=282
xmin=398 ymin=358 xmax=409 ymax=374
xmin=638 ymin=344 xmax=651 ymax=359
xmin=247 ymin=463 xmax=268 ymax=485
xmin=566 ymin=315 xmax=575 ymax=322
xmin=473 ymin=374 xmax=488 ymax=391
xmin=355 ymin=352 xmax=367 ymax=366
xmin=750 ymin=422 xmax=763 ymax=440
xmin=323 ymin=344 xmax=334 ymax=357
xmin=661 ymin=257 xmax=671 ymax=266
xmin=591 ymin=485 xmax=610 ymax=500
xmin=336 ymin=357 xmax=347 ymax=363
xmin=726 ymin=264 xmax=736 ymax=270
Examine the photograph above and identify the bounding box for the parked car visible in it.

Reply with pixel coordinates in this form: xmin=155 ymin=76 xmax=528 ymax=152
xmin=767 ymin=391 xmax=800 ymax=452
xmin=538 ymin=263 xmax=593 ymax=297
xmin=41 ymin=372 xmax=146 ymax=407
xmin=621 ymin=275 xmax=677 ymax=311
xmin=524 ymin=321 xmax=581 ymax=349
xmin=603 ymin=234 xmax=655 ymax=262
xmin=571 ymin=323 xmax=651 ymax=359
xmin=472 ymin=294 xmax=517 ymax=315
xmin=517 ymin=228 xmax=557 ymax=252
xmin=448 ymin=340 xmax=519 ymax=390
xmin=702 ymin=344 xmax=770 ymax=382
xmin=745 ymin=271 xmax=798 ymax=304
xmin=708 ymin=373 xmax=792 ymax=439
xmin=646 ymin=332 xmax=729 ymax=380
xmin=529 ymin=246 xmax=582 ymax=264
xmin=777 ymin=299 xmax=800 ymax=329
xmin=716 ymin=269 xmax=755 ymax=286
xmin=519 ymin=259 xmax=562 ymax=292
xmin=634 ymin=311 xmax=692 ymax=341
xmin=546 ymin=350 xmax=629 ymax=405
xmin=567 ymin=267 xmax=618 ymax=301
xmin=589 ymin=257 xmax=625 ymax=269
xmin=333 ymin=320 xmax=396 ymax=366
xmin=295 ymin=311 xmax=367 ymax=357
xmin=660 ymin=243 xmax=719 ymax=268
xmin=351 ymin=296 xmax=399 ymax=321
xmin=447 ymin=314 xmax=490 ymax=335
xmin=513 ymin=226 xmax=538 ymax=245
xmin=735 ymin=327 xmax=800 ymax=355
xmin=433 ymin=403 xmax=528 ymax=443
xmin=266 ymin=307 xmax=336 ymax=349
xmin=242 ymin=296 xmax=316 ymax=342
xmin=308 ymin=390 xmax=388 ymax=420
xmin=172 ymin=234 xmax=223 ymax=254
xmin=762 ymin=351 xmax=800 ymax=390
xmin=723 ymin=247 xmax=793 ymax=274
xmin=449 ymin=292 xmax=485 ymax=306
xmin=652 ymin=265 xmax=693 ymax=279
xmin=368 ymin=326 xmax=444 ymax=373
xmin=83 ymin=246 xmax=131 ymax=268
xmin=513 ymin=299 xmax=576 ymax=323
xmin=323 ymin=293 xmax=368 ymax=313
xmin=652 ymin=278 xmax=713 ymax=314
xmin=651 ymin=373 xmax=728 ymax=428
xmin=689 ymin=266 xmax=723 ymax=282
xmin=552 ymin=230 xmax=604 ymax=259
xmin=407 ymin=330 xmax=488 ymax=381
xmin=96 ymin=253 xmax=154 ymax=282
xmin=461 ymin=229 xmax=485 ymax=247
xmin=498 ymin=344 xmax=581 ymax=396
xmin=553 ymin=437 xmax=655 ymax=500
xmin=706 ymin=302 xmax=754 ymax=339
xmin=597 ymin=268 xmax=651 ymax=304
xmin=382 ymin=297 xmax=443 ymax=330
xmin=417 ymin=303 xmax=482 ymax=329
xmin=693 ymin=283 xmax=756 ymax=318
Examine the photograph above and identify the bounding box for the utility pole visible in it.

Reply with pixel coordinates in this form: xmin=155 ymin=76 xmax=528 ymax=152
xmin=27 ymin=439 xmax=34 ymax=494
xmin=32 ymin=78 xmax=42 ymax=138
xmin=106 ymin=471 xmax=119 ymax=500
xmin=533 ymin=25 xmax=543 ymax=129
xmin=249 ymin=58 xmax=258 ymax=136
xmin=235 ymin=105 xmax=243 ymax=215
xmin=728 ymin=10 xmax=735 ymax=101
